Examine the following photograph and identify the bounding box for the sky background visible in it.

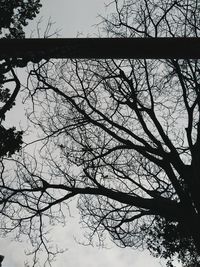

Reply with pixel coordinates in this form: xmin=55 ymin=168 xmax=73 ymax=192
xmin=0 ymin=1 xmax=182 ymax=267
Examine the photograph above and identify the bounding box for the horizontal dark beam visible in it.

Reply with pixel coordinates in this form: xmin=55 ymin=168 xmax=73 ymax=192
xmin=0 ymin=38 xmax=200 ymax=59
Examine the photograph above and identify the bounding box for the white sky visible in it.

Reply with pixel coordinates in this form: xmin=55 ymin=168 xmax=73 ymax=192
xmin=0 ymin=1 xmax=182 ymax=267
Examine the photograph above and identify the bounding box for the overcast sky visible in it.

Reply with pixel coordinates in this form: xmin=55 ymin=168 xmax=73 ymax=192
xmin=0 ymin=1 xmax=182 ymax=267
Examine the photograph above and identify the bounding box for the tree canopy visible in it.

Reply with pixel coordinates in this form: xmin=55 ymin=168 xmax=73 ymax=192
xmin=0 ymin=0 xmax=42 ymax=158
xmin=0 ymin=0 xmax=41 ymax=39
xmin=1 ymin=0 xmax=200 ymax=266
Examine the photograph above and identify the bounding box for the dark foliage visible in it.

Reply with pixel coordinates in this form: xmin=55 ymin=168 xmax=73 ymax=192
xmin=146 ymin=217 xmax=199 ymax=267
xmin=0 ymin=0 xmax=42 ymax=39
xmin=0 ymin=0 xmax=42 ymax=158
xmin=0 ymin=126 xmax=23 ymax=157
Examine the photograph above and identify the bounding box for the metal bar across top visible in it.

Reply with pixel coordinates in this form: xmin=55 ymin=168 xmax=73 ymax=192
xmin=0 ymin=38 xmax=200 ymax=59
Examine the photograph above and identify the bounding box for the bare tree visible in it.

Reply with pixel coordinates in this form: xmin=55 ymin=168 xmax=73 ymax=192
xmin=2 ymin=0 xmax=200 ymax=266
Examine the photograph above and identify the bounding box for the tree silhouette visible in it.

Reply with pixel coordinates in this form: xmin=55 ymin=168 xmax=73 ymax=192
xmin=0 ymin=255 xmax=4 ymax=267
xmin=2 ymin=0 xmax=200 ymax=266
xmin=0 ymin=0 xmax=42 ymax=158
